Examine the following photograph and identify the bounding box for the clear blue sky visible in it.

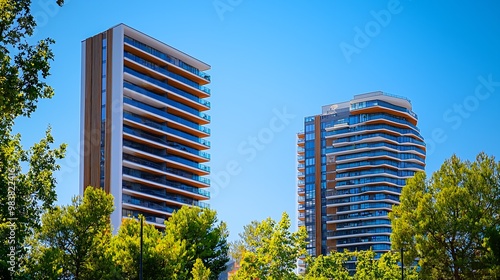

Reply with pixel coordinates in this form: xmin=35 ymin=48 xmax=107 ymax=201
xmin=14 ymin=0 xmax=500 ymax=241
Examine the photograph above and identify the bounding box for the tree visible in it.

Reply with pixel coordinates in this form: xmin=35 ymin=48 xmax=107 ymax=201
xmin=111 ymin=206 xmax=228 ymax=280
xmin=0 ymin=0 xmax=66 ymax=277
xmin=22 ymin=186 xmax=116 ymax=279
xmin=231 ymin=212 xmax=307 ymax=280
xmin=390 ymin=152 xmax=500 ymax=279
xmin=111 ymin=217 xmax=187 ymax=280
xmin=304 ymin=252 xmax=351 ymax=280
xmin=164 ymin=206 xmax=230 ymax=280
xmin=192 ymin=258 xmax=211 ymax=280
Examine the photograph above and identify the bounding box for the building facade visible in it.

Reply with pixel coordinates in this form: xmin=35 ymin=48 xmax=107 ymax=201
xmin=80 ymin=24 xmax=211 ymax=230
xmin=297 ymin=92 xmax=425 ymax=269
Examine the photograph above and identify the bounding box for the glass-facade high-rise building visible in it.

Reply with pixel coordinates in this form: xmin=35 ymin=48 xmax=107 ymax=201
xmin=80 ymin=24 xmax=211 ymax=230
xmin=297 ymin=91 xmax=425 ymax=270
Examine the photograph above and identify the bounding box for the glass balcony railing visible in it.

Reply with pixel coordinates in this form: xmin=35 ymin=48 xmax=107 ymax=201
xmin=124 ymin=82 xmax=210 ymax=121
xmin=124 ymin=97 xmax=210 ymax=135
xmin=361 ymin=113 xmax=418 ymax=130
xmin=327 ymin=142 xmax=426 ymax=156
xmin=336 ymin=168 xmax=416 ymax=179
xmin=326 ymin=186 xmax=402 ymax=197
xmin=335 ymin=235 xmax=391 ymax=244
xmin=327 ymin=194 xmax=400 ymax=205
xmin=124 ymin=67 xmax=210 ymax=108
xmin=125 ymin=52 xmax=210 ymax=95
xmin=336 ymin=159 xmax=424 ymax=171
xmin=334 ymin=132 xmax=425 ymax=146
xmin=123 ymin=141 xmax=210 ymax=172
xmin=123 ymin=209 xmax=167 ymax=225
xmin=337 ymin=202 xmax=395 ymax=212
xmin=336 ymin=176 xmax=407 ymax=187
xmin=124 ymin=135 xmax=210 ymax=162
xmin=335 ymin=150 xmax=425 ymax=163
xmin=351 ymin=99 xmax=417 ymax=119
xmin=335 ymin=218 xmax=391 ymax=229
xmin=326 ymin=124 xmax=422 ymax=140
xmin=328 ymin=227 xmax=392 ymax=237
xmin=123 ymin=194 xmax=177 ymax=214
xmin=122 ymin=152 xmax=209 ymax=185
xmin=328 ymin=210 xmax=390 ymax=221
xmin=123 ymin=181 xmax=209 ymax=208
xmin=123 ymin=154 xmax=166 ymax=171
xmin=165 ymin=154 xmax=210 ymax=172
xmin=124 ymin=36 xmax=211 ymax=82
xmin=165 ymin=167 xmax=210 ymax=185
xmin=123 ymin=113 xmax=210 ymax=148
xmin=123 ymin=167 xmax=210 ymax=197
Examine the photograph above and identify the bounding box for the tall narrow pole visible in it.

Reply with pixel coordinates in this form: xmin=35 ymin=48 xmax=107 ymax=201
xmin=140 ymin=215 xmax=143 ymax=280
xmin=401 ymin=247 xmax=404 ymax=280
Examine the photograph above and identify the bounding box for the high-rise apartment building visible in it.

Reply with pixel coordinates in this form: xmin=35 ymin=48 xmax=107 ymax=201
xmin=80 ymin=24 xmax=211 ymax=230
xmin=297 ymin=92 xmax=425 ymax=269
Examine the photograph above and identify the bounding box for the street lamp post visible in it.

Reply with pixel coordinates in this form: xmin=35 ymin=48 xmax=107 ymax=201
xmin=140 ymin=215 xmax=143 ymax=280
xmin=401 ymin=246 xmax=404 ymax=280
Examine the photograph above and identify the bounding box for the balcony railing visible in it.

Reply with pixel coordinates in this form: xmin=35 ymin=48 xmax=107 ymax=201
xmin=124 ymin=67 xmax=210 ymax=108
xmin=123 ymin=143 xmax=210 ymax=173
xmin=125 ymin=52 xmax=211 ymax=95
xmin=123 ymin=181 xmax=209 ymax=208
xmin=123 ymin=194 xmax=177 ymax=214
xmin=124 ymin=36 xmax=211 ymax=82
xmin=123 ymin=167 xmax=210 ymax=197
xmin=124 ymin=97 xmax=210 ymax=135
xmin=124 ymin=82 xmax=210 ymax=121
xmin=123 ymin=113 xmax=210 ymax=148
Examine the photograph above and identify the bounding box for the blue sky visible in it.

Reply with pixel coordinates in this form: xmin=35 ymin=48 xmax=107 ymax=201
xmin=14 ymin=0 xmax=500 ymax=241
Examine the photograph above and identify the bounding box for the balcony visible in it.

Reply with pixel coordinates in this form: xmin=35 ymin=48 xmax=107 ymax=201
xmin=124 ymin=36 xmax=211 ymax=82
xmin=125 ymin=52 xmax=210 ymax=96
xmin=123 ymin=194 xmax=178 ymax=214
xmin=122 ymin=209 xmax=166 ymax=227
xmin=124 ymin=97 xmax=210 ymax=136
xmin=123 ymin=113 xmax=210 ymax=148
xmin=123 ymin=141 xmax=210 ymax=174
xmin=124 ymin=67 xmax=210 ymax=109
xmin=123 ymin=167 xmax=210 ymax=198
xmin=123 ymin=181 xmax=209 ymax=208
xmin=124 ymin=82 xmax=210 ymax=123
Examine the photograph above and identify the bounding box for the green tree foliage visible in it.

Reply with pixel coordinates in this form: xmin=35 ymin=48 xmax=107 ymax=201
xmin=0 ymin=0 xmax=66 ymax=277
xmin=111 ymin=206 xmax=228 ymax=280
xmin=304 ymin=250 xmax=418 ymax=280
xmin=192 ymin=258 xmax=211 ymax=280
xmin=390 ymin=152 xmax=500 ymax=279
xmin=21 ymin=186 xmax=115 ymax=279
xmin=0 ymin=0 xmax=62 ymax=132
xmin=304 ymin=252 xmax=350 ymax=280
xmin=111 ymin=217 xmax=187 ymax=280
xmin=164 ymin=206 xmax=230 ymax=280
xmin=231 ymin=212 xmax=307 ymax=280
